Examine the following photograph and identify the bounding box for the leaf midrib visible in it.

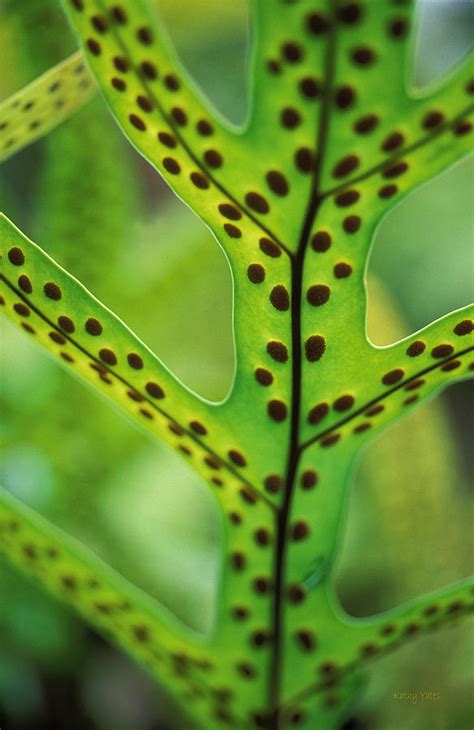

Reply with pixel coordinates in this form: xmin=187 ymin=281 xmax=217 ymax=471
xmin=268 ymin=9 xmax=339 ymax=724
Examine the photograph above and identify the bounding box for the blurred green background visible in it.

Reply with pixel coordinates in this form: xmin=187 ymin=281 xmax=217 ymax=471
xmin=0 ymin=1 xmax=473 ymax=728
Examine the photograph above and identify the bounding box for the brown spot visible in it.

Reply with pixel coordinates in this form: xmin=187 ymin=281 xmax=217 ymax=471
xmin=295 ymin=147 xmax=315 ymax=173
xmin=270 ymin=285 xmax=290 ymax=311
xmin=229 ymin=450 xmax=246 ymax=467
xmin=334 ymin=262 xmax=353 ymax=278
xmin=258 ymin=240 xmax=280 ymax=261
xmin=254 ymin=528 xmax=271 ymax=546
xmin=382 ymin=368 xmax=404 ymax=385
xmin=383 ymin=161 xmax=409 ymax=179
xmin=86 ymin=38 xmax=101 ymax=55
xmin=205 ymin=456 xmax=221 ymax=470
xmin=388 ymin=18 xmax=408 ymax=39
xmin=365 ymin=404 xmax=384 ymax=417
xmin=267 ymin=59 xmax=281 ymax=75
xmin=91 ymin=14 xmax=108 ymax=33
xmin=291 ymin=521 xmax=310 ymax=541
xmin=146 ymin=381 xmax=165 ymax=399
xmin=351 ymin=46 xmax=376 ymax=66
xmin=204 ymin=149 xmax=223 ymax=168
xmin=335 ymin=86 xmax=356 ymax=109
xmin=287 ymin=585 xmax=306 ymax=604
xmin=307 ymin=284 xmax=330 ymax=307
xmin=240 ymin=488 xmax=257 ymax=505
xmin=332 ymin=154 xmax=359 ymax=178
xmin=246 ymin=192 xmax=270 ymax=214
xmin=406 ymin=340 xmax=426 ymax=357
xmin=158 ymin=131 xmax=177 ymax=148
xmin=454 ymin=319 xmax=473 ymax=336
xmin=281 ymin=107 xmax=302 ymax=129
xmin=231 ymin=552 xmax=246 ymax=571
xmin=354 ymin=422 xmax=371 ymax=434
xmin=236 ymin=661 xmax=257 ymax=679
xmin=49 ymin=331 xmax=66 ymax=345
xmin=111 ymin=77 xmax=126 ymax=91
xmin=129 ymin=113 xmax=146 ymax=131
xmin=43 ymin=282 xmax=62 ymax=300
xmin=382 ymin=131 xmax=405 ymax=152
xmin=264 ymin=475 xmax=282 ymax=493
xmin=251 ymin=630 xmax=271 ymax=648
xmin=219 ymin=203 xmax=241 ymax=220
xmin=253 ymin=577 xmax=272 ymax=594
xmin=299 ymin=77 xmax=321 ymax=100
xmin=337 ymin=3 xmax=363 ymax=24
xmin=308 ymin=402 xmax=329 ymax=425
xmin=190 ymin=172 xmax=210 ymax=189
xmin=453 ymin=120 xmax=472 ymax=136
xmin=99 ymin=348 xmax=117 ymax=366
xmin=224 ymin=223 xmax=241 ymax=238
xmin=306 ymin=12 xmax=330 ymax=34
xmin=114 ymin=55 xmax=130 ymax=73
xmin=431 ymin=344 xmax=454 ymax=359
xmin=171 ymin=107 xmax=187 ymax=126
xmin=137 ymin=95 xmax=154 ymax=112
xmin=301 ymin=470 xmax=318 ymax=489
xmin=164 ymin=74 xmax=180 ymax=91
xmin=190 ymin=420 xmax=207 ymax=436
xmin=133 ymin=625 xmax=150 ymax=642
xmin=14 ymin=303 xmax=30 ymax=317
xmin=311 ymin=231 xmax=331 ymax=252
xmin=163 ymin=157 xmax=181 ymax=175
xmin=110 ymin=5 xmax=127 ymax=24
xmin=354 ymin=114 xmax=379 ymax=134
xmin=379 ymin=184 xmax=398 ymax=199
xmin=232 ymin=606 xmax=249 ymax=620
xmin=336 ymin=190 xmax=360 ymax=207
xmin=8 ymin=247 xmax=25 ymax=265
xmin=321 ymin=433 xmax=341 ymax=447
xmin=267 ymin=341 xmax=288 ymax=363
xmin=305 ymin=335 xmax=326 ymax=362
xmin=137 ymin=26 xmax=153 ymax=44
xmin=197 ymin=119 xmax=214 ymax=136
xmin=333 ymin=394 xmax=354 ymax=412
xmin=282 ymin=42 xmax=304 ymax=63
xmin=266 ymin=171 xmax=289 ymax=196
xmin=422 ymin=110 xmax=444 ymax=130
xmin=255 ymin=368 xmax=274 ymax=386
xmin=139 ymin=60 xmax=157 ymax=79
xmin=18 ymin=275 xmax=32 ymax=293
xmin=268 ymin=400 xmax=288 ymax=422
xmin=247 ymin=264 xmax=266 ymax=284
xmin=127 ymin=353 xmax=143 ymax=369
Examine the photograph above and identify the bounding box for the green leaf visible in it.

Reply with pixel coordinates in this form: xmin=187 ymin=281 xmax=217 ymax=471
xmin=0 ymin=52 xmax=96 ymax=163
xmin=2 ymin=2 xmax=473 ymax=728
xmin=0 ymin=485 xmax=226 ymax=727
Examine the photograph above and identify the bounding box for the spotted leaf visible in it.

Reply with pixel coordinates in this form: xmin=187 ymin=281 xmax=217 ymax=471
xmin=0 ymin=51 xmax=95 ymax=163
xmin=1 ymin=2 xmax=473 ymax=730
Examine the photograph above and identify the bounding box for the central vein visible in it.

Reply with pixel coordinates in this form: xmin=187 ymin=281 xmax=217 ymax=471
xmin=268 ymin=12 xmax=338 ymax=725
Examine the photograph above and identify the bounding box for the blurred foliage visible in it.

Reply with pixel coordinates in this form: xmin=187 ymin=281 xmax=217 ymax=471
xmin=0 ymin=0 xmax=472 ymax=728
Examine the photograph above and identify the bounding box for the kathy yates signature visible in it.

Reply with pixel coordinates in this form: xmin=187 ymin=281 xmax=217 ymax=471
xmin=393 ymin=690 xmax=440 ymax=704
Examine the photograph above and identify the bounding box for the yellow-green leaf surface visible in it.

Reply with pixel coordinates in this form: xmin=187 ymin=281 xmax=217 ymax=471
xmin=0 ymin=51 xmax=95 ymax=163
xmin=1 ymin=1 xmax=473 ymax=729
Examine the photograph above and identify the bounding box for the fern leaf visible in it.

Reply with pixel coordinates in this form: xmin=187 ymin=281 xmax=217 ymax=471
xmin=1 ymin=2 xmax=473 ymax=728
xmin=0 ymin=52 xmax=95 ymax=163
